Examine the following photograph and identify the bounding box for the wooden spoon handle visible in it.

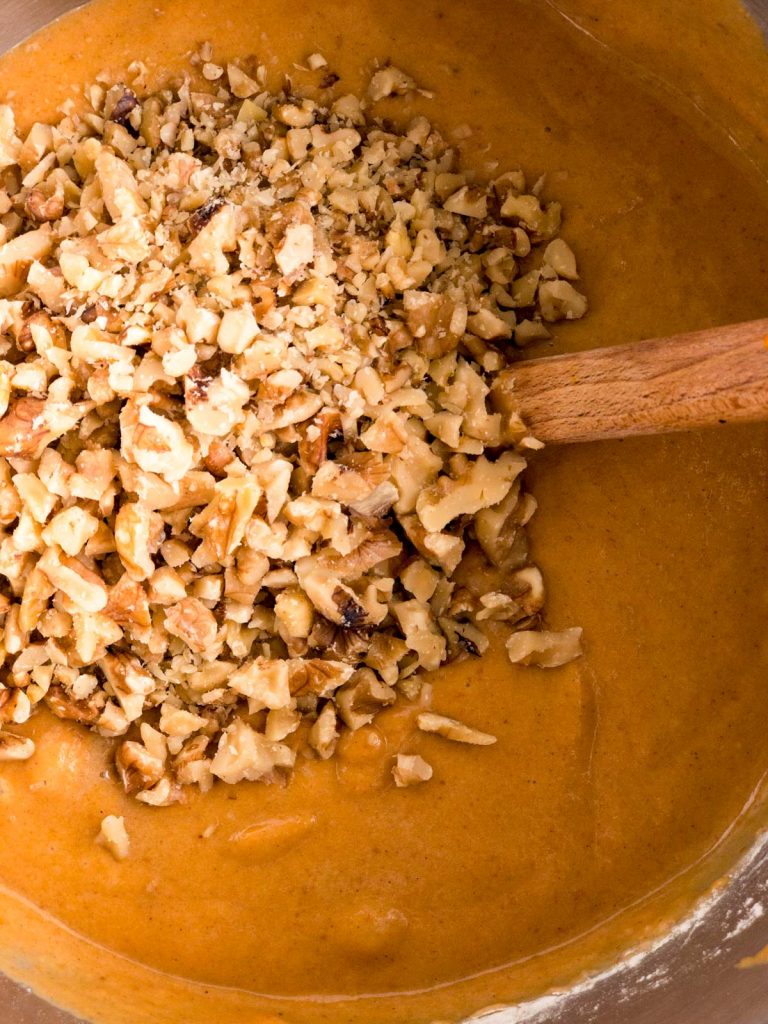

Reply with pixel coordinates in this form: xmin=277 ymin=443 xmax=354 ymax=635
xmin=493 ymin=318 xmax=768 ymax=444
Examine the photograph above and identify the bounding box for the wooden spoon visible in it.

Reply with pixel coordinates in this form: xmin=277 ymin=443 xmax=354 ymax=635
xmin=492 ymin=318 xmax=768 ymax=444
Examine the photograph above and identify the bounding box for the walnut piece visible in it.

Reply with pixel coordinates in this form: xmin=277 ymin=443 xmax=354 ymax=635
xmin=506 ymin=627 xmax=584 ymax=668
xmin=393 ymin=753 xmax=433 ymax=787
xmin=0 ymin=730 xmax=35 ymax=761
xmin=96 ymin=814 xmax=130 ymax=861
xmin=417 ymin=712 xmax=496 ymax=746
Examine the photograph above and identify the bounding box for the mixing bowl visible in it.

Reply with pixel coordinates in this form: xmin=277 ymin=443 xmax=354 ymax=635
xmin=1 ymin=1 xmax=767 ymax=1021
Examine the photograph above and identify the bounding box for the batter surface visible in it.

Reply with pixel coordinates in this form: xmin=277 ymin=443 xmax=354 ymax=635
xmin=1 ymin=1 xmax=768 ymax=1022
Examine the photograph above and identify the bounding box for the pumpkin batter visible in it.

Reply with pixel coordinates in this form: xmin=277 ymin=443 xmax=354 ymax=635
xmin=1 ymin=1 xmax=768 ymax=1022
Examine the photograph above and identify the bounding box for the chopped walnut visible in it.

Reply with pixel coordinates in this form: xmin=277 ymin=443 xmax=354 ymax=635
xmin=96 ymin=814 xmax=130 ymax=861
xmin=538 ymin=279 xmax=588 ymax=322
xmin=474 ymin=486 xmax=528 ymax=570
xmin=417 ymin=712 xmax=496 ymax=746
xmin=164 ymin=597 xmax=218 ymax=654
xmin=336 ymin=668 xmax=396 ymax=730
xmin=0 ymin=730 xmax=35 ymax=761
xmin=506 ymin=627 xmax=584 ymax=668
xmin=309 ymin=702 xmax=339 ymax=759
xmin=393 ymin=753 xmax=433 ymax=787
xmin=116 ymin=737 xmax=165 ymax=795
xmin=368 ymin=65 xmax=417 ymax=101
xmin=416 ymin=453 xmax=525 ymax=533
xmin=228 ymin=657 xmax=292 ymax=709
xmin=211 ymin=718 xmax=295 ymax=784
xmin=0 ymin=47 xmax=585 ymax=801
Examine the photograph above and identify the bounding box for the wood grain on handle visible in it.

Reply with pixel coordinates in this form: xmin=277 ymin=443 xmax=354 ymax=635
xmin=493 ymin=318 xmax=768 ymax=444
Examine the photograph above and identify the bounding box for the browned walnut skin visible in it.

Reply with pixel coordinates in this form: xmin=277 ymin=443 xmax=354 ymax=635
xmin=494 ymin=318 xmax=768 ymax=444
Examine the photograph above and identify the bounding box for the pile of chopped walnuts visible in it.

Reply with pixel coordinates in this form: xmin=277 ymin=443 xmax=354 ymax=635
xmin=0 ymin=49 xmax=586 ymax=803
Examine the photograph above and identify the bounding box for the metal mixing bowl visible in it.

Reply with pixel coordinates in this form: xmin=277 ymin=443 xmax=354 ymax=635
xmin=1 ymin=2 xmax=767 ymax=1021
